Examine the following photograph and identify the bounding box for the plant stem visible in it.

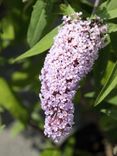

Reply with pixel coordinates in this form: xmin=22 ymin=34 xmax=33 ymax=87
xmin=92 ymin=0 xmax=100 ymax=15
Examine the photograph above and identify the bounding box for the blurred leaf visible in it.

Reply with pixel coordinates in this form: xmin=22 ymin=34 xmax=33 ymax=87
xmin=0 ymin=107 xmax=4 ymax=112
xmin=0 ymin=18 xmax=14 ymax=40
xmin=0 ymin=18 xmax=15 ymax=48
xmin=80 ymin=0 xmax=93 ymax=7
xmin=63 ymin=140 xmax=74 ymax=156
xmin=108 ymin=23 xmax=117 ymax=33
xmin=15 ymin=26 xmax=59 ymax=61
xmin=95 ymin=62 xmax=117 ymax=106
xmin=0 ymin=77 xmax=29 ymax=123
xmin=99 ymin=113 xmax=117 ymax=142
xmin=101 ymin=107 xmax=117 ymax=120
xmin=27 ymin=0 xmax=58 ymax=47
xmin=12 ymin=72 xmax=28 ymax=81
xmin=106 ymin=0 xmax=117 ymax=10
xmin=60 ymin=2 xmax=75 ymax=15
xmin=97 ymin=0 xmax=117 ymax=19
xmin=40 ymin=149 xmax=61 ymax=156
xmin=11 ymin=121 xmax=25 ymax=137
xmin=31 ymin=102 xmax=44 ymax=129
xmin=107 ymin=95 xmax=117 ymax=105
xmin=84 ymin=92 xmax=95 ymax=98
xmin=22 ymin=0 xmax=29 ymax=2
xmin=0 ymin=125 xmax=5 ymax=133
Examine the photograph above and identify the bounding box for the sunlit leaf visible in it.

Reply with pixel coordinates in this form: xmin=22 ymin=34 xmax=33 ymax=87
xmin=60 ymin=2 xmax=75 ymax=15
xmin=108 ymin=23 xmax=117 ymax=33
xmin=15 ymin=26 xmax=59 ymax=61
xmin=96 ymin=0 xmax=117 ymax=19
xmin=27 ymin=0 xmax=58 ymax=47
xmin=107 ymin=0 xmax=117 ymax=10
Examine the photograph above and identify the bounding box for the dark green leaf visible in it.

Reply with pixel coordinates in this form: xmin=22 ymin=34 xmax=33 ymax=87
xmin=101 ymin=107 xmax=117 ymax=120
xmin=93 ymin=45 xmax=109 ymax=92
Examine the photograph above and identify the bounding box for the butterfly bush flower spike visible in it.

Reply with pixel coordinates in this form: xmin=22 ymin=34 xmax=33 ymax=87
xmin=39 ymin=12 xmax=107 ymax=143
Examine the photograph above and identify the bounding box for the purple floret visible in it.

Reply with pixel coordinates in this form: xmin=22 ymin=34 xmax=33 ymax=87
xmin=39 ymin=12 xmax=107 ymax=143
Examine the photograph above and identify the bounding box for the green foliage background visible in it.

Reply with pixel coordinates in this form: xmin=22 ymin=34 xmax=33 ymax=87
xmin=0 ymin=0 xmax=117 ymax=155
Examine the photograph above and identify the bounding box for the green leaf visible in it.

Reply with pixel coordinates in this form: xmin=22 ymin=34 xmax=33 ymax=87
xmin=93 ymin=44 xmax=109 ymax=92
xmin=105 ymin=88 xmax=117 ymax=105
xmin=40 ymin=149 xmax=61 ymax=156
xmin=107 ymin=93 xmax=117 ymax=105
xmin=60 ymin=2 xmax=75 ymax=15
xmin=106 ymin=9 xmax=117 ymax=19
xmin=108 ymin=23 xmax=117 ymax=33
xmin=1 ymin=18 xmax=14 ymax=40
xmin=84 ymin=92 xmax=95 ymax=98
xmin=27 ymin=0 xmax=58 ymax=47
xmin=96 ymin=0 xmax=117 ymax=19
xmin=95 ymin=62 xmax=117 ymax=106
xmin=15 ymin=26 xmax=59 ymax=61
xmin=101 ymin=61 xmax=115 ymax=85
xmin=106 ymin=0 xmax=117 ymax=10
xmin=0 ymin=78 xmax=29 ymax=123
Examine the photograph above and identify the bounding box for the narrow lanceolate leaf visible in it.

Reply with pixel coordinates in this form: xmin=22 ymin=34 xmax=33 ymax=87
xmin=27 ymin=0 xmax=57 ymax=47
xmin=96 ymin=0 xmax=117 ymax=19
xmin=95 ymin=62 xmax=117 ymax=106
xmin=0 ymin=78 xmax=29 ymax=123
xmin=15 ymin=26 xmax=58 ymax=61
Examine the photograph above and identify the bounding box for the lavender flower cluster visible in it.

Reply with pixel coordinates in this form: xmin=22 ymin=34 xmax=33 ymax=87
xmin=39 ymin=12 xmax=107 ymax=143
